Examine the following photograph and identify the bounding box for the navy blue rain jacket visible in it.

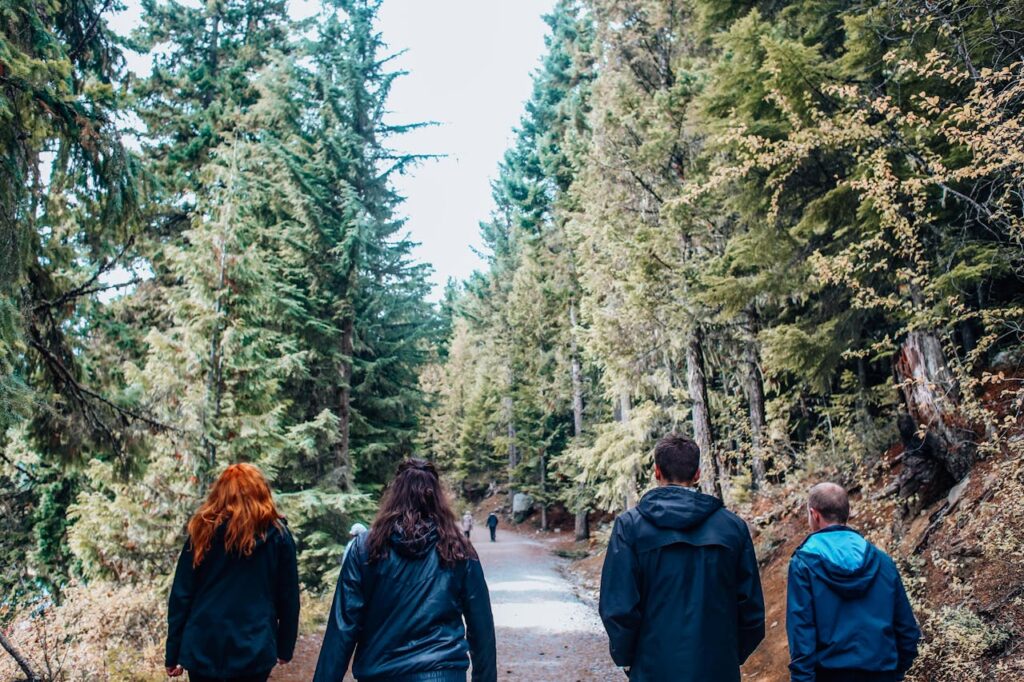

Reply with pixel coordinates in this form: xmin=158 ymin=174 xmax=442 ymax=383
xmin=165 ymin=522 xmax=300 ymax=677
xmin=312 ymin=524 xmax=497 ymax=682
xmin=786 ymin=526 xmax=921 ymax=681
xmin=599 ymin=486 xmax=765 ymax=682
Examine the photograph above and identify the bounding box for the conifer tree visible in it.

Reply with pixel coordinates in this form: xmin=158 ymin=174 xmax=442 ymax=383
xmin=1 ymin=0 xmax=141 ymax=594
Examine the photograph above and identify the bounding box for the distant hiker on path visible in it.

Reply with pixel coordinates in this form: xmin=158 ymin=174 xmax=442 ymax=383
xmin=599 ymin=434 xmax=765 ymax=681
xmin=165 ymin=463 xmax=299 ymax=682
xmin=787 ymin=483 xmax=920 ymax=682
xmin=462 ymin=511 xmax=474 ymax=539
xmin=313 ymin=458 xmax=497 ymax=682
xmin=486 ymin=512 xmax=498 ymax=542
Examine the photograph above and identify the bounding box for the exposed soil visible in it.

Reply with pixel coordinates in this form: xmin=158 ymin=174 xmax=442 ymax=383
xmin=559 ymin=450 xmax=1024 ymax=682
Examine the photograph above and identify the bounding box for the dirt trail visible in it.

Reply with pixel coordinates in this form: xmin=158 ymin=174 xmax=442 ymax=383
xmin=271 ymin=521 xmax=621 ymax=682
xmin=474 ymin=525 xmax=622 ymax=681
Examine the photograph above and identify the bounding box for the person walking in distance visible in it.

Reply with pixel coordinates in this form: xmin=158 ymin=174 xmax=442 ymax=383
xmin=313 ymin=459 xmax=497 ymax=682
xmin=462 ymin=510 xmax=474 ymax=539
xmin=165 ymin=463 xmax=300 ymax=682
xmin=787 ymin=483 xmax=920 ymax=682
xmin=486 ymin=512 xmax=498 ymax=542
xmin=599 ymin=434 xmax=765 ymax=681
xmin=342 ymin=522 xmax=368 ymax=566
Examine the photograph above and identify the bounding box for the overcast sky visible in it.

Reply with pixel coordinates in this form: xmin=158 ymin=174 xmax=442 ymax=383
xmin=111 ymin=0 xmax=554 ymax=296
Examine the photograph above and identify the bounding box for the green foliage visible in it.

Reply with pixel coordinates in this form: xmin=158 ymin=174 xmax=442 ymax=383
xmin=425 ymin=0 xmax=1024 ymax=525
xmin=3 ymin=0 xmax=437 ymax=605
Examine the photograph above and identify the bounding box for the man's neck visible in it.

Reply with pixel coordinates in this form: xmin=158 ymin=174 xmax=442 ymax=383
xmin=813 ymin=522 xmax=846 ymax=532
xmin=661 ymin=481 xmax=697 ymax=489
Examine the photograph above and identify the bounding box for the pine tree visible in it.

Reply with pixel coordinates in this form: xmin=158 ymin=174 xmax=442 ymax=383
xmin=1 ymin=0 xmax=141 ymax=594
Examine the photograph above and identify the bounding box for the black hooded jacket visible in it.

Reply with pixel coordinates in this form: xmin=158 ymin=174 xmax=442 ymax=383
xmin=599 ymin=486 xmax=765 ymax=682
xmin=165 ymin=522 xmax=300 ymax=677
xmin=312 ymin=524 xmax=497 ymax=682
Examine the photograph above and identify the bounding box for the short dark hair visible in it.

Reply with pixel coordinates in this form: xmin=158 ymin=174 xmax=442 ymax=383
xmin=808 ymin=483 xmax=850 ymax=523
xmin=654 ymin=434 xmax=701 ymax=483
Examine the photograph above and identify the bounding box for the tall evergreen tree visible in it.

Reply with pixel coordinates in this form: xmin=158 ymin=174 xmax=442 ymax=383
xmin=1 ymin=0 xmax=141 ymax=594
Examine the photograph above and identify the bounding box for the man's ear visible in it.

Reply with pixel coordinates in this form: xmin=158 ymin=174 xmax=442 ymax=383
xmin=654 ymin=464 xmax=664 ymax=482
xmin=808 ymin=507 xmax=823 ymax=529
xmin=693 ymin=467 xmax=701 ymax=484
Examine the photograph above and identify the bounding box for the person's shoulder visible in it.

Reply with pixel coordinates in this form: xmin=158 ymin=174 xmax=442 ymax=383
xmin=866 ymin=539 xmax=900 ymax=572
xmin=612 ymin=507 xmax=645 ymax=538
xmin=710 ymin=506 xmax=754 ymax=541
xmin=269 ymin=518 xmax=297 ymax=547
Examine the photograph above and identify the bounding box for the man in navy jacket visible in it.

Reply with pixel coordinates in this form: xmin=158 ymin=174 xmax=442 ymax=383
xmin=599 ymin=434 xmax=765 ymax=681
xmin=787 ymin=483 xmax=921 ymax=682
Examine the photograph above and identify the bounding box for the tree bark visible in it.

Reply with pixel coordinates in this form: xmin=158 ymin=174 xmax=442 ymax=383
xmin=503 ymin=396 xmax=518 ymax=473
xmin=334 ymin=314 xmax=355 ymax=491
xmin=569 ymin=301 xmax=589 ymax=540
xmin=686 ymin=327 xmax=723 ymax=498
xmin=740 ymin=310 xmax=767 ymax=489
xmin=894 ymin=330 xmax=974 ymax=507
xmin=618 ymin=389 xmax=639 ymax=509
xmin=0 ymin=630 xmax=39 ymax=682
xmin=539 ymin=446 xmax=548 ymax=531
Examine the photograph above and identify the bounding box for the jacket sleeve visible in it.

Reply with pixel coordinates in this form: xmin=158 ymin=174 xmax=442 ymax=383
xmin=736 ymin=528 xmax=766 ymax=663
xmin=461 ymin=559 xmax=497 ymax=682
xmin=275 ymin=527 xmax=301 ymax=662
xmin=598 ymin=515 xmax=641 ymax=668
xmin=165 ymin=540 xmax=195 ymax=668
xmin=893 ymin=570 xmax=921 ymax=680
xmin=786 ymin=555 xmax=818 ymax=682
xmin=312 ymin=536 xmax=368 ymax=682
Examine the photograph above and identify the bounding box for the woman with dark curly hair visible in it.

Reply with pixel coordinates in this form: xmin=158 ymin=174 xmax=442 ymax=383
xmin=313 ymin=458 xmax=496 ymax=682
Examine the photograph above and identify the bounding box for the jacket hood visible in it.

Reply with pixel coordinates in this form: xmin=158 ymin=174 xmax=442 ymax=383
xmin=795 ymin=526 xmax=880 ymax=598
xmin=637 ymin=485 xmax=723 ymax=530
xmin=390 ymin=521 xmax=439 ymax=559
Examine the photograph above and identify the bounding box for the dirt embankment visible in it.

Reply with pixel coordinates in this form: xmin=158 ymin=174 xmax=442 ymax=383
xmin=525 ymin=443 xmax=1024 ymax=682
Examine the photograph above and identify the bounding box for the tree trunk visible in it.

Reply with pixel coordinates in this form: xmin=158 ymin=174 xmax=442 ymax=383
xmin=686 ymin=328 xmax=723 ymax=498
xmin=0 ymin=630 xmax=39 ymax=682
xmin=894 ymin=330 xmax=973 ymax=506
xmin=618 ymin=389 xmax=639 ymax=509
xmin=741 ymin=310 xmax=767 ymax=489
xmin=334 ymin=315 xmax=355 ymax=491
xmin=569 ymin=301 xmax=589 ymax=540
xmin=503 ymin=395 xmax=518 ymax=473
xmin=202 ymin=151 xmax=237 ymax=478
xmin=539 ymin=446 xmax=548 ymax=531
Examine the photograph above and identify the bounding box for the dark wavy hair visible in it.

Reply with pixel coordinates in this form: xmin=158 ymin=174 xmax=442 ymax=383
xmin=366 ymin=458 xmax=476 ymax=566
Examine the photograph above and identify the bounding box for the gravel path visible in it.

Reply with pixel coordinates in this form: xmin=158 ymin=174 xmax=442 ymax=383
xmin=476 ymin=527 xmax=621 ymax=681
xmin=272 ymin=523 xmax=621 ymax=682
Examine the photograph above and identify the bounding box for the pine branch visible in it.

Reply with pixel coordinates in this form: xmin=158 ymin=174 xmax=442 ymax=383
xmin=27 ymin=337 xmax=179 ymax=435
xmin=33 ymin=236 xmax=137 ymax=312
xmin=0 ymin=451 xmax=39 ymax=483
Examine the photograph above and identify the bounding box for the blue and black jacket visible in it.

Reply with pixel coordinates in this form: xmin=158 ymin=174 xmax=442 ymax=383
xmin=313 ymin=524 xmax=497 ymax=682
xmin=786 ymin=526 xmax=921 ymax=681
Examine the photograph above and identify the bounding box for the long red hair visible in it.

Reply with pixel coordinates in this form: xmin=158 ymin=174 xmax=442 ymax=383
xmin=187 ymin=463 xmax=284 ymax=567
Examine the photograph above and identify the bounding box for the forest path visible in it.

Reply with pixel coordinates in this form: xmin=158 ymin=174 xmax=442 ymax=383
xmin=271 ymin=521 xmax=621 ymax=682
xmin=473 ymin=524 xmax=621 ymax=681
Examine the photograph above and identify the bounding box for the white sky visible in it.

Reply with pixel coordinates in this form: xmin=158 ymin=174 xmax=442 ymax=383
xmin=110 ymin=0 xmax=554 ymax=296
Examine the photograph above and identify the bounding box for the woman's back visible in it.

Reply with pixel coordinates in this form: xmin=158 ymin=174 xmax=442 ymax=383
xmin=313 ymin=459 xmax=497 ymax=682
xmin=165 ymin=463 xmax=300 ymax=681
xmin=168 ymin=524 xmax=299 ymax=676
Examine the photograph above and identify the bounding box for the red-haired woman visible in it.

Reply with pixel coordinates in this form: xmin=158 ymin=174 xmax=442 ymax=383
xmin=165 ymin=463 xmax=300 ymax=682
xmin=313 ymin=458 xmax=496 ymax=682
